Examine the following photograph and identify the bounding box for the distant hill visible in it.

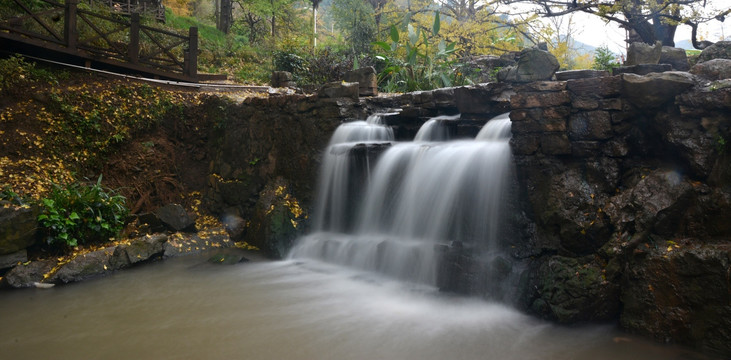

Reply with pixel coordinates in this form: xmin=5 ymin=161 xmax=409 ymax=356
xmin=575 ymin=40 xmax=597 ymax=55
xmin=676 ymin=40 xmax=694 ymax=50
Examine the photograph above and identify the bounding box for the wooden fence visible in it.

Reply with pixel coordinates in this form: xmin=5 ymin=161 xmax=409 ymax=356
xmin=0 ymin=0 xmax=198 ymax=81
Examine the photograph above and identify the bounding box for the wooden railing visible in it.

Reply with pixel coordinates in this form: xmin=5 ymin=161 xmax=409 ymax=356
xmin=89 ymin=0 xmax=166 ymax=22
xmin=0 ymin=0 xmax=197 ymax=81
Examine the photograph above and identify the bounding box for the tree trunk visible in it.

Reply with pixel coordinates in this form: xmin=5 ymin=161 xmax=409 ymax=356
xmin=217 ymin=0 xmax=232 ymax=34
xmin=271 ymin=0 xmax=276 ymax=38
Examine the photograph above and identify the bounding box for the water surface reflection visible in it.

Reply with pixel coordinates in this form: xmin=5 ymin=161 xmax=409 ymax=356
xmin=0 ymin=255 xmax=708 ymax=360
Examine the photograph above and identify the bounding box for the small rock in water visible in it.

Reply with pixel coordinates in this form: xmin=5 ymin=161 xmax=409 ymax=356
xmin=33 ymin=282 xmax=55 ymax=289
xmin=207 ymin=249 xmax=249 ymax=265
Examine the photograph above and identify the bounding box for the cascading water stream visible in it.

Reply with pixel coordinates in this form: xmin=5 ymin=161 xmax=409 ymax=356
xmin=413 ymin=114 xmax=460 ymax=142
xmin=312 ymin=114 xmax=394 ymax=232
xmin=291 ymin=112 xmax=513 ymax=287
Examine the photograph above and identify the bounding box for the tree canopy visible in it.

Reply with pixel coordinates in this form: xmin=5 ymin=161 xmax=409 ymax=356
xmin=504 ymin=0 xmax=729 ymax=48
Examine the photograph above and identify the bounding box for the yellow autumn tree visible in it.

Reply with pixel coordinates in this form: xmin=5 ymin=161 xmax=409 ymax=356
xmin=375 ymin=0 xmax=536 ymax=57
xmin=525 ymin=15 xmax=594 ymax=70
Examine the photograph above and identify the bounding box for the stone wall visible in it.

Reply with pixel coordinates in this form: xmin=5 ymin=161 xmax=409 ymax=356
xmin=506 ymin=73 xmax=730 ymax=356
xmin=202 ymin=94 xmax=362 ymax=257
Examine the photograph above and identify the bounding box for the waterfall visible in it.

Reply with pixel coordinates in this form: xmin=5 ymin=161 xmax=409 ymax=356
xmin=313 ymin=114 xmax=394 ymax=232
xmin=413 ymin=114 xmax=459 ymax=142
xmin=327 ymin=114 xmax=394 ymax=146
xmin=292 ymin=113 xmax=513 ymax=286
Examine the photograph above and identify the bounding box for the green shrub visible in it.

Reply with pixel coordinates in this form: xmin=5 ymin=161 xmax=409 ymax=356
xmin=273 ymin=50 xmax=309 ymax=77
xmin=592 ymin=46 xmax=620 ymax=71
xmin=37 ymin=176 xmax=129 ymax=249
xmin=0 ymin=55 xmax=66 ymax=97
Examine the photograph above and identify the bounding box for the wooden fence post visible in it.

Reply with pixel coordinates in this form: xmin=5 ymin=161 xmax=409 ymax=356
xmin=128 ymin=12 xmax=140 ymax=63
xmin=185 ymin=27 xmax=198 ymax=80
xmin=64 ymin=0 xmax=78 ymax=49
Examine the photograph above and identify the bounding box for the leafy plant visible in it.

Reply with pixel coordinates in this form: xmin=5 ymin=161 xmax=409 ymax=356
xmin=273 ymin=50 xmax=309 ymax=77
xmin=37 ymin=176 xmax=129 ymax=249
xmin=372 ymin=12 xmax=471 ymax=93
xmin=717 ymin=135 xmax=727 ymax=154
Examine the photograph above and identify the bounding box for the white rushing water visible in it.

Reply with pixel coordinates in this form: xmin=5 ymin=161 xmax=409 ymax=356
xmin=292 ymin=113 xmax=514 ymax=285
xmin=413 ymin=114 xmax=460 ymax=142
xmin=313 ymin=114 xmax=395 ymax=232
xmin=327 ymin=113 xmax=395 ymax=146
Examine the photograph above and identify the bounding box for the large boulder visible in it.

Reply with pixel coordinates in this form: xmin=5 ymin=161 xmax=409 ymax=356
xmin=621 ymin=71 xmax=696 ymax=108
xmin=604 ymin=170 xmax=694 ymax=236
xmin=112 ymin=233 xmax=167 ymax=267
xmin=697 ymin=41 xmax=731 ymax=63
xmin=690 ymin=58 xmax=731 ymax=80
xmin=0 ymin=203 xmax=39 ymax=255
xmin=514 ymin=47 xmax=560 ymax=82
xmin=50 ymin=247 xmax=116 ymax=284
xmin=660 ymin=46 xmax=690 ymax=71
xmin=626 ymin=41 xmax=662 ymax=65
xmin=154 ymin=204 xmax=196 ymax=232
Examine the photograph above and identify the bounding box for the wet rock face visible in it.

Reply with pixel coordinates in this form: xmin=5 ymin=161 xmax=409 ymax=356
xmin=243 ymin=177 xmax=307 ymax=259
xmin=538 ymin=167 xmax=613 ymax=255
xmin=604 ymin=171 xmax=693 ymax=236
xmin=621 ymin=244 xmax=731 ymax=356
xmin=0 ymin=203 xmax=39 ymax=255
xmin=526 ymin=255 xmax=620 ymax=323
xmin=507 ymin=68 xmax=731 ymax=356
xmin=204 ymin=93 xmax=343 ymax=247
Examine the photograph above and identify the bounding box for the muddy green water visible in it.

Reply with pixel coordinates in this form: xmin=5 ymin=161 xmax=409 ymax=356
xmin=0 ymin=255 xmax=709 ymax=360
